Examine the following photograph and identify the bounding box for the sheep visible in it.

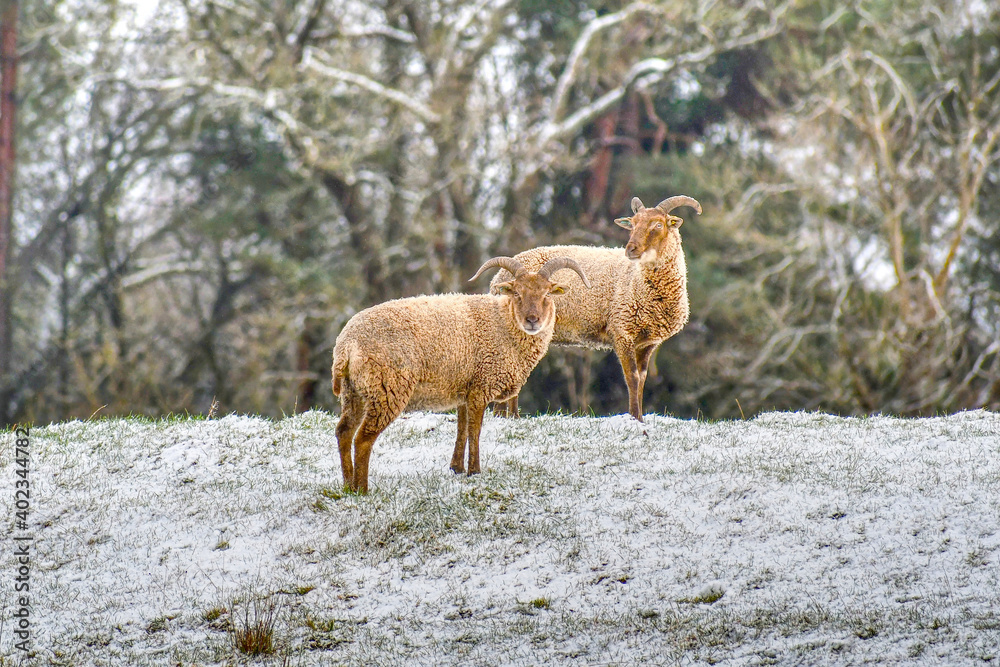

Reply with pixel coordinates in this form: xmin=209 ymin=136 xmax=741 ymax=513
xmin=490 ymin=195 xmax=701 ymax=422
xmin=331 ymin=255 xmax=591 ymax=493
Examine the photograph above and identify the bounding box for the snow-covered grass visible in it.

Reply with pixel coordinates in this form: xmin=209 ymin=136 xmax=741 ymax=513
xmin=2 ymin=409 xmax=1000 ymax=665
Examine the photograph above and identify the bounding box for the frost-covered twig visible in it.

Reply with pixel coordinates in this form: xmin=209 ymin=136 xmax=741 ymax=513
xmin=526 ymin=6 xmax=790 ymax=185
xmin=300 ymin=47 xmax=441 ymax=124
xmin=548 ymin=3 xmax=662 ymax=126
xmin=121 ymin=261 xmax=209 ymax=290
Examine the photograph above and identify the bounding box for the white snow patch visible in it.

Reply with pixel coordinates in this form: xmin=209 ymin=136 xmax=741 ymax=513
xmin=2 ymin=410 xmax=999 ymax=664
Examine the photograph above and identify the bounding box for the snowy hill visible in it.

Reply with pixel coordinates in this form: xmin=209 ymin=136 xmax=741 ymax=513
xmin=2 ymin=410 xmax=999 ymax=665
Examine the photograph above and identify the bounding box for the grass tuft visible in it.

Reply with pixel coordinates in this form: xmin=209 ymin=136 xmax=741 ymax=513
xmin=145 ymin=617 xmax=167 ymax=634
xmin=679 ymin=584 xmax=726 ymax=605
xmin=320 ymin=486 xmax=348 ymax=500
xmin=229 ymin=591 xmax=282 ymax=656
xmin=203 ymin=606 xmax=226 ymax=623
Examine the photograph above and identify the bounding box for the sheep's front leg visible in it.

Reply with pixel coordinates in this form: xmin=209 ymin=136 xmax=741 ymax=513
xmin=450 ymin=404 xmax=469 ymax=474
xmin=465 ymin=400 xmax=488 ymax=475
xmin=613 ymin=338 xmax=643 ymax=422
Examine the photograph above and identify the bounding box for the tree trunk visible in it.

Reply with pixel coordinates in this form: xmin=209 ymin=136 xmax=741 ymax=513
xmin=318 ymin=169 xmax=387 ymax=305
xmin=584 ymin=112 xmax=617 ymax=224
xmin=0 ymin=0 xmax=18 ymax=425
xmin=295 ymin=317 xmax=322 ymax=412
xmin=449 ymin=179 xmax=480 ymax=292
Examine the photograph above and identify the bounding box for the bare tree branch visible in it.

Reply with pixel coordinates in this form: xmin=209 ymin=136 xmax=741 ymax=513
xmin=547 ymin=3 xmax=663 ymax=126
xmin=310 ymin=24 xmax=417 ymax=44
xmin=291 ymin=0 xmax=328 ymax=63
xmin=299 ymin=47 xmax=441 ymax=124
xmin=546 ymin=5 xmax=789 ymax=144
xmin=435 ymin=0 xmax=512 ymax=87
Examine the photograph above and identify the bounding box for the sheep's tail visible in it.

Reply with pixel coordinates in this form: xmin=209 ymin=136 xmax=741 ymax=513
xmin=332 ymin=342 xmax=350 ymax=397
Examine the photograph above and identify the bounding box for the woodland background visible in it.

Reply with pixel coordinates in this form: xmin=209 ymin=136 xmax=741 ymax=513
xmin=1 ymin=0 xmax=998 ymax=425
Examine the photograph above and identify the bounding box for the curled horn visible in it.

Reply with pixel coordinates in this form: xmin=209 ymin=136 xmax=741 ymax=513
xmin=631 ymin=196 xmax=644 ymax=213
xmin=537 ymin=257 xmax=592 ymax=288
xmin=655 ymin=195 xmax=702 ymax=216
xmin=469 ymin=256 xmax=525 ymax=282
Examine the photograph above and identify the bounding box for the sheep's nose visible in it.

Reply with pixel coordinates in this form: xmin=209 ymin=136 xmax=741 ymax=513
xmin=525 ymin=315 xmax=539 ymax=326
xmin=625 ymin=243 xmax=639 ymax=258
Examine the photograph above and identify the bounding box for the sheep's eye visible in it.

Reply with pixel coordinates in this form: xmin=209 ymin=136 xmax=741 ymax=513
xmin=655 ymin=221 xmax=663 ymax=229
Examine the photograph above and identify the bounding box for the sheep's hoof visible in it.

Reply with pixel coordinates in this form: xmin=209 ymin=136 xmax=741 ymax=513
xmin=450 ymin=465 xmax=465 ymax=475
xmin=467 ymin=469 xmax=481 ymax=477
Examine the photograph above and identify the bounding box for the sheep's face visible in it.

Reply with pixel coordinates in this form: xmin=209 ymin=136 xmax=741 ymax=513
xmin=616 ymin=209 xmax=684 ymax=265
xmin=495 ymin=274 xmax=564 ymax=335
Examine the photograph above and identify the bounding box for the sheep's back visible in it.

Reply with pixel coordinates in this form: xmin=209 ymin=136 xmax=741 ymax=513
xmin=335 ymin=295 xmax=480 ymax=407
xmin=334 ymin=294 xmax=545 ymax=410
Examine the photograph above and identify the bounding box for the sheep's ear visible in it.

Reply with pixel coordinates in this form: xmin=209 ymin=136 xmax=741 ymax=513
xmin=550 ymin=284 xmax=567 ymax=295
xmin=669 ymin=215 xmax=683 ymax=229
xmin=494 ymin=281 xmax=515 ymax=294
xmin=614 ymin=217 xmax=633 ymax=229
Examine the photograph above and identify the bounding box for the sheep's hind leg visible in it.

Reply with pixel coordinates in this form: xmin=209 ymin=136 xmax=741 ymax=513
xmin=493 ymin=396 xmax=519 ymax=418
xmin=335 ymin=384 xmax=363 ymax=488
xmin=351 ymin=409 xmax=397 ymax=494
xmin=351 ymin=378 xmax=414 ymax=494
xmin=464 ymin=399 xmax=489 ymax=475
xmin=450 ymin=404 xmax=469 ymax=474
xmin=504 ymin=396 xmax=520 ymax=418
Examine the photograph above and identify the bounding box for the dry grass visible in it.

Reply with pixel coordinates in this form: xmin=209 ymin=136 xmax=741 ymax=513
xmin=229 ymin=591 xmax=282 ymax=657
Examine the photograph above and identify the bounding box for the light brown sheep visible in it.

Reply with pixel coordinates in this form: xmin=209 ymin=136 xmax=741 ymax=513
xmin=490 ymin=195 xmax=701 ymax=422
xmin=332 ymin=256 xmax=590 ymax=493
